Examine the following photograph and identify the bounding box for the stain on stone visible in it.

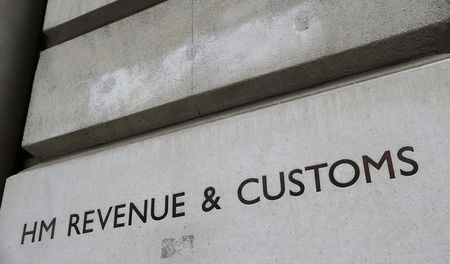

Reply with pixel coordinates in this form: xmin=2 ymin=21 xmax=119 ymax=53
xmin=100 ymin=77 xmax=116 ymax=94
xmin=161 ymin=235 xmax=194 ymax=259
xmin=294 ymin=9 xmax=313 ymax=32
xmin=186 ymin=44 xmax=195 ymax=61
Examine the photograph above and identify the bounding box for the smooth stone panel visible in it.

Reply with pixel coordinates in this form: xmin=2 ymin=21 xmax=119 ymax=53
xmin=5 ymin=58 xmax=450 ymax=263
xmin=24 ymin=0 xmax=450 ymax=158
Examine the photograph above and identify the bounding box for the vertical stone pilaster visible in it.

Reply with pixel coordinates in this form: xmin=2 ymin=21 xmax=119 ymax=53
xmin=0 ymin=0 xmax=47 ymax=203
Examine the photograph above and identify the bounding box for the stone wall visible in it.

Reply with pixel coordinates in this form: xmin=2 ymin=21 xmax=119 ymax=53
xmin=0 ymin=0 xmax=46 ymax=203
xmin=1 ymin=1 xmax=449 ymax=263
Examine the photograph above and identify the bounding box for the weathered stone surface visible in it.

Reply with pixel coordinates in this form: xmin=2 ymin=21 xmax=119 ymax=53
xmin=6 ymin=58 xmax=450 ymax=263
xmin=192 ymin=0 xmax=450 ymax=94
xmin=23 ymin=0 xmax=450 ymax=158
xmin=24 ymin=0 xmax=193 ymax=158
xmin=43 ymin=0 xmax=170 ymax=48
xmin=43 ymin=0 xmax=116 ymax=30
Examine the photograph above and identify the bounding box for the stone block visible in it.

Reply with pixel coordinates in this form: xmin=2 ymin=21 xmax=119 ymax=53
xmin=6 ymin=58 xmax=450 ymax=263
xmin=43 ymin=0 xmax=116 ymax=31
xmin=24 ymin=0 xmax=193 ymax=158
xmin=43 ymin=0 xmax=170 ymax=48
xmin=23 ymin=0 xmax=450 ymax=158
xmin=192 ymin=0 xmax=450 ymax=95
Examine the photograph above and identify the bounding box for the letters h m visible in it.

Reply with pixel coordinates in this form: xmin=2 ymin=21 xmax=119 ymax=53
xmin=21 ymin=218 xmax=56 ymax=245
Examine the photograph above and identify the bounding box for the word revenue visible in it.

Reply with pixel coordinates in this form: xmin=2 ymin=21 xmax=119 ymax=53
xmin=20 ymin=146 xmax=418 ymax=245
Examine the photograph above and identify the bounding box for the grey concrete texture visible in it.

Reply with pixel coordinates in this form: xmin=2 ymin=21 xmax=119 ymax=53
xmin=43 ymin=0 xmax=116 ymax=30
xmin=43 ymin=0 xmax=169 ymax=49
xmin=23 ymin=0 xmax=450 ymax=158
xmin=0 ymin=0 xmax=47 ymax=202
xmin=3 ymin=57 xmax=450 ymax=263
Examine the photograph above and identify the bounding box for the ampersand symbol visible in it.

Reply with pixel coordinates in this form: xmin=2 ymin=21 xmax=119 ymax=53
xmin=202 ymin=187 xmax=222 ymax=212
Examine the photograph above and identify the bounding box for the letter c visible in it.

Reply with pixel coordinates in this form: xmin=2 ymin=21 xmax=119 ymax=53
xmin=237 ymin=178 xmax=260 ymax=205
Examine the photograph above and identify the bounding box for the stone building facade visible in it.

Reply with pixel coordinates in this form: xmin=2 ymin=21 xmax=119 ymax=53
xmin=0 ymin=1 xmax=449 ymax=263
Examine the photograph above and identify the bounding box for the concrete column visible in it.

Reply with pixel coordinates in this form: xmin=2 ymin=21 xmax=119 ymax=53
xmin=0 ymin=0 xmax=47 ymax=203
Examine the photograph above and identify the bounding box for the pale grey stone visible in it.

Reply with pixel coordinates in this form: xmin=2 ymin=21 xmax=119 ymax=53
xmin=43 ymin=0 xmax=116 ymax=30
xmin=5 ymin=58 xmax=450 ymax=263
xmin=24 ymin=0 xmax=194 ymax=158
xmin=42 ymin=0 xmax=170 ymax=48
xmin=23 ymin=0 xmax=450 ymax=158
xmin=192 ymin=0 xmax=450 ymax=94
